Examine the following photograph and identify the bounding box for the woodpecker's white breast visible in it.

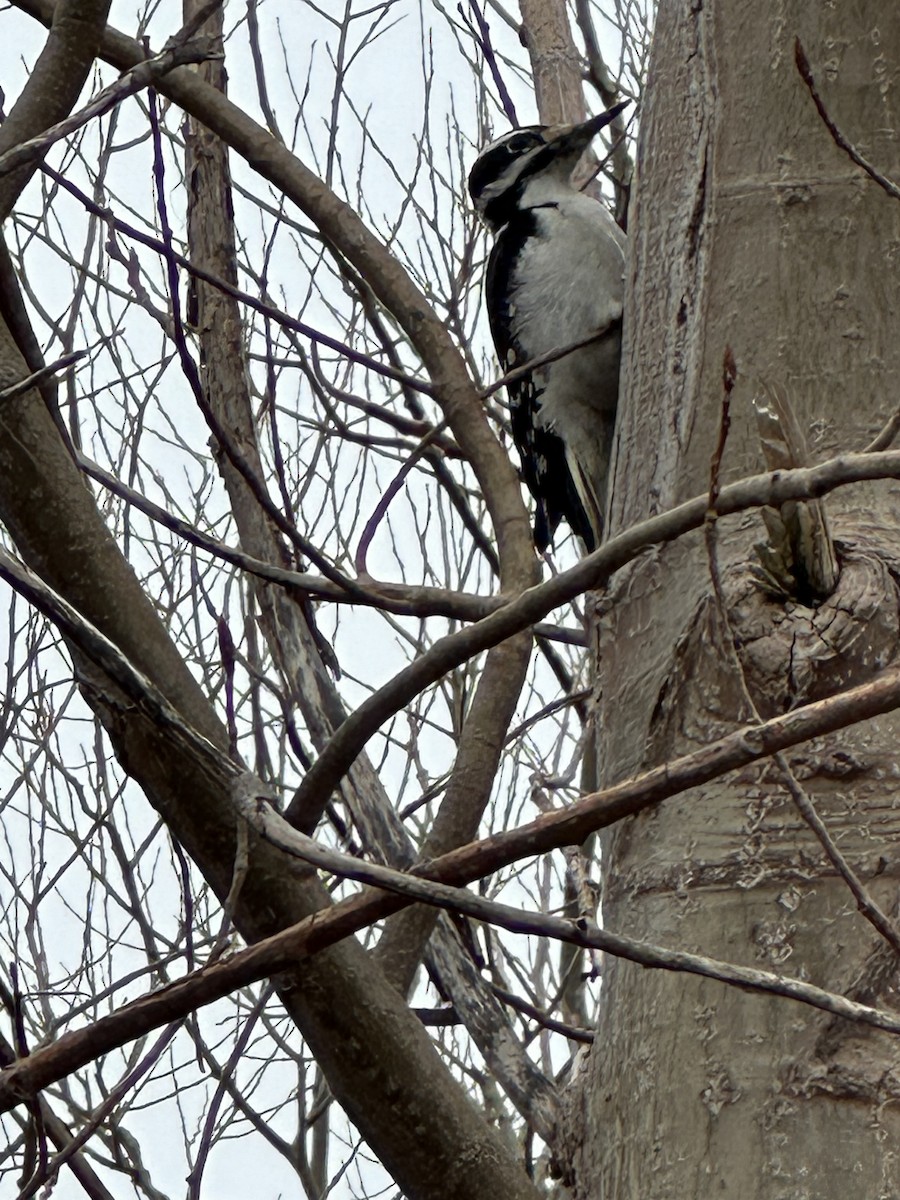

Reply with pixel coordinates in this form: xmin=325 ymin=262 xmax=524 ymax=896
xmin=502 ymin=182 xmax=625 ymax=543
xmin=510 ymin=183 xmax=624 ymax=349
xmin=509 ymin=185 xmax=624 ymax=431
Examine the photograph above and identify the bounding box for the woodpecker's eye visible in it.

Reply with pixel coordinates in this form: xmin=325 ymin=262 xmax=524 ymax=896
xmin=506 ymin=132 xmax=543 ymax=156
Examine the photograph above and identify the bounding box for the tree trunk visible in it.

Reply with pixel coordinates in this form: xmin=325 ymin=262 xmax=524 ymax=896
xmin=574 ymin=2 xmax=900 ymax=1195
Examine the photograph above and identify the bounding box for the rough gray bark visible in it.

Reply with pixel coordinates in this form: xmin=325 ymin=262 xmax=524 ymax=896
xmin=572 ymin=2 xmax=900 ymax=1196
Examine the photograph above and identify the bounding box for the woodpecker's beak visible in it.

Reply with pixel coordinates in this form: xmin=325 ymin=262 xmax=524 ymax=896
xmin=543 ymin=100 xmax=629 ymax=159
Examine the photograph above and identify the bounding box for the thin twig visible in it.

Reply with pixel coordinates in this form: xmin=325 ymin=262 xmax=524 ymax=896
xmin=773 ymin=756 xmax=900 ymax=954
xmin=213 ymin=816 xmax=250 ymax=959
xmin=37 ymin=162 xmax=436 ymax=397
xmin=14 ymin=1023 xmax=181 ymax=1198
xmin=479 ymin=329 xmax=610 ymax=399
xmin=864 ymin=410 xmax=900 ymax=454
xmin=76 ymin=452 xmax=582 ymax=639
xmin=461 ymin=0 xmax=518 ymax=125
xmin=146 ymin=91 xmax=375 ymax=603
xmin=355 ymin=421 xmax=449 ymax=575
xmin=0 ymin=351 xmax=87 ymax=402
xmin=795 ymin=38 xmax=900 ymax=202
xmin=0 ymin=41 xmax=217 ymax=179
xmin=707 ymin=346 xmax=735 ymax=509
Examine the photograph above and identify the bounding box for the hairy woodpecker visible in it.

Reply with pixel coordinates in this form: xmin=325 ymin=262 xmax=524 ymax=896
xmin=469 ymin=104 xmax=627 ymax=552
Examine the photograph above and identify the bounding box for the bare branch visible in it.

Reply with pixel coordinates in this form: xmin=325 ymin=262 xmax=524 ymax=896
xmin=0 ymin=40 xmax=216 ymax=181
xmin=0 ymin=350 xmax=87 ymax=402
xmin=795 ymin=37 xmax=900 ymax=202
xmin=8 ymin=651 xmax=900 ymax=1108
xmin=286 ymin=450 xmax=900 ymax=824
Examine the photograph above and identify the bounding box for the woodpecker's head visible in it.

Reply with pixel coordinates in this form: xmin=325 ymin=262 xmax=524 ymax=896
xmin=468 ymin=102 xmax=628 ymax=231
